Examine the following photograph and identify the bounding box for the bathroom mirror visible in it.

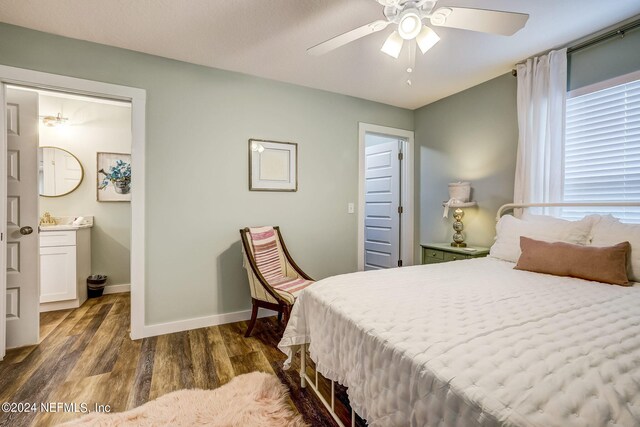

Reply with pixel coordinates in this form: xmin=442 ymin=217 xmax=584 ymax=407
xmin=38 ymin=147 xmax=84 ymax=197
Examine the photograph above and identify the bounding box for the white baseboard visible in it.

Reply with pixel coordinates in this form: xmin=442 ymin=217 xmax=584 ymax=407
xmin=40 ymin=299 xmax=81 ymax=313
xmin=139 ymin=308 xmax=277 ymax=339
xmin=103 ymin=284 xmax=131 ymax=295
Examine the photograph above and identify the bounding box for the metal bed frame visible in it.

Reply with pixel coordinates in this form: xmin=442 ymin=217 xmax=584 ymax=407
xmin=300 ymin=343 xmax=355 ymax=427
xmin=298 ymin=201 xmax=640 ymax=427
xmin=496 ymin=201 xmax=640 ymax=221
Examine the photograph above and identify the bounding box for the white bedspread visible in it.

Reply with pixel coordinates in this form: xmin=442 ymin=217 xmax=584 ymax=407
xmin=278 ymin=258 xmax=640 ymax=427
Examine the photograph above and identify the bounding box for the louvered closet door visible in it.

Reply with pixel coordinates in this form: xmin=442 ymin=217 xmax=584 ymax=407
xmin=364 ymin=140 xmax=400 ymax=270
xmin=564 ymin=77 xmax=640 ymax=222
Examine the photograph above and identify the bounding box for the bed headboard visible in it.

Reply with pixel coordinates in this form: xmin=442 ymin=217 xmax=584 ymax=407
xmin=496 ymin=202 xmax=640 ymax=222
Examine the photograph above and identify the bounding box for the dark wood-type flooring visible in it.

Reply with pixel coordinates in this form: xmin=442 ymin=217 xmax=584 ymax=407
xmin=0 ymin=293 xmax=366 ymax=427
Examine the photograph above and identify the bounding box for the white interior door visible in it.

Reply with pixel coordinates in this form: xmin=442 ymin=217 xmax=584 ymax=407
xmin=364 ymin=138 xmax=401 ymax=270
xmin=5 ymin=87 xmax=39 ymax=349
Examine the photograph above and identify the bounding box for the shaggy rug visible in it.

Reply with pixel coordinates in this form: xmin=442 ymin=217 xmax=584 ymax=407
xmin=60 ymin=372 xmax=307 ymax=426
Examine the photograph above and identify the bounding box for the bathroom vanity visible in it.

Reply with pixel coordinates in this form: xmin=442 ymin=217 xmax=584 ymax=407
xmin=39 ymin=217 xmax=93 ymax=312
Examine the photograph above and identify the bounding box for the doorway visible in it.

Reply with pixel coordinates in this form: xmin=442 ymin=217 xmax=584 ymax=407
xmin=4 ymin=85 xmax=133 ymax=349
xmin=0 ymin=66 xmax=146 ymax=360
xmin=358 ymin=123 xmax=414 ymax=271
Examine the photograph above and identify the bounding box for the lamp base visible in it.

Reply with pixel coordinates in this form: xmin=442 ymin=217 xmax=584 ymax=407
xmin=451 ymin=242 xmax=467 ymax=248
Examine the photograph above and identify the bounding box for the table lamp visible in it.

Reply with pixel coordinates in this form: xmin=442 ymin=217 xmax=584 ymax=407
xmin=442 ymin=182 xmax=477 ymax=248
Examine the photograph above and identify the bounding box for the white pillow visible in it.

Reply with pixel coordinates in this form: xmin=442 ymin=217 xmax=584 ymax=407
xmin=590 ymin=217 xmax=639 ymax=281
xmin=522 ymin=212 xmax=608 ymax=226
xmin=522 ymin=213 xmax=617 ymax=243
xmin=489 ymin=214 xmax=593 ymax=263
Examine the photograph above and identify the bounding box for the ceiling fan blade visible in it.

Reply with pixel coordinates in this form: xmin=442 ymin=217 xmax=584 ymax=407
xmin=307 ymin=20 xmax=391 ymax=56
xmin=430 ymin=7 xmax=529 ymax=36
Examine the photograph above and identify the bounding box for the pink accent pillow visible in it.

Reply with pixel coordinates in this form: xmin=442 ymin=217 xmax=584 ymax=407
xmin=515 ymin=236 xmax=631 ymax=286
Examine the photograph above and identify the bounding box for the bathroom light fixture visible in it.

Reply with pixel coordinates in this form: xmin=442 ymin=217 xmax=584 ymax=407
xmin=41 ymin=113 xmax=69 ymax=127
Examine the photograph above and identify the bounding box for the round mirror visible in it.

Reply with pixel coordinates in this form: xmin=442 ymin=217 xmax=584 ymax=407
xmin=38 ymin=147 xmax=84 ymax=197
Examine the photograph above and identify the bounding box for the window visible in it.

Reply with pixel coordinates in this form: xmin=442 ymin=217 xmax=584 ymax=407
xmin=562 ymin=71 xmax=640 ymax=222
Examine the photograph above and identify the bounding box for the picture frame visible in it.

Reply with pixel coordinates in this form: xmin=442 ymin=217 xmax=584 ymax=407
xmin=248 ymin=139 xmax=298 ymax=192
xmin=97 ymin=152 xmax=132 ymax=202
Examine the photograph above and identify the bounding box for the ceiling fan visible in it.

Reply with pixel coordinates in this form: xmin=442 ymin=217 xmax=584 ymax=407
xmin=307 ymin=0 xmax=529 ymax=59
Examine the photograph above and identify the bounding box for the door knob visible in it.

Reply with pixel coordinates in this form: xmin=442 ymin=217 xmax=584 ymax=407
xmin=19 ymin=226 xmax=33 ymax=235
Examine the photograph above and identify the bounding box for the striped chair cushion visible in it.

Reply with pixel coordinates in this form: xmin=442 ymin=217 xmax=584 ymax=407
xmin=248 ymin=226 xmax=314 ymax=301
xmin=271 ymin=276 xmax=313 ymax=297
xmin=249 ymin=227 xmax=285 ymax=283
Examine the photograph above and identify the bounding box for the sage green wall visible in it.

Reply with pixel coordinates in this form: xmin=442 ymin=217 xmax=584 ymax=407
xmin=415 ymin=25 xmax=640 ymax=249
xmin=569 ymin=26 xmax=640 ymax=91
xmin=414 ymin=74 xmax=518 ymax=248
xmin=0 ymin=23 xmax=413 ymax=325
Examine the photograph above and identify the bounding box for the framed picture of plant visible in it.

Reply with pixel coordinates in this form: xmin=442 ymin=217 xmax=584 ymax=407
xmin=97 ymin=152 xmax=132 ymax=202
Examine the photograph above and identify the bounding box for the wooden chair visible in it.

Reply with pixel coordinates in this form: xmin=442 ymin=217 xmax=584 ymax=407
xmin=240 ymin=226 xmax=314 ymax=337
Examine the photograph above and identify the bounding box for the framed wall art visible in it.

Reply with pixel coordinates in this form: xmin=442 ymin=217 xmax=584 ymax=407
xmin=97 ymin=152 xmax=131 ymax=202
xmin=249 ymin=139 xmax=297 ymax=192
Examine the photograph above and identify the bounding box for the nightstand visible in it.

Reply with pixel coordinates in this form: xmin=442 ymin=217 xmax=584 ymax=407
xmin=421 ymin=243 xmax=490 ymax=264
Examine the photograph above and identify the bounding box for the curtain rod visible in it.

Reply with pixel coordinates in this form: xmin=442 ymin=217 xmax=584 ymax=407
xmin=511 ymin=18 xmax=640 ymax=77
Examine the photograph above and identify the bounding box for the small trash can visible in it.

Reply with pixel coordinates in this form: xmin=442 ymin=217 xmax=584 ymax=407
xmin=87 ymin=275 xmax=108 ymax=298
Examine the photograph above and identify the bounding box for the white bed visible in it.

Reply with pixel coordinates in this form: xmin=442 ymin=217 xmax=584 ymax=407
xmin=278 ymin=214 xmax=640 ymax=426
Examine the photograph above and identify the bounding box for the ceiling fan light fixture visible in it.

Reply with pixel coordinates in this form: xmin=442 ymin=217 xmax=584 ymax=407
xmin=416 ymin=26 xmax=440 ymax=54
xmin=381 ymin=31 xmax=404 ymax=58
xmin=397 ymin=10 xmax=422 ymax=40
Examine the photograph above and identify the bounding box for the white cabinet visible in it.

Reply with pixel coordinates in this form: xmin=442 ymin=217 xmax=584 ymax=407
xmin=39 ymin=228 xmax=91 ymax=312
xmin=40 ymin=245 xmax=77 ymax=302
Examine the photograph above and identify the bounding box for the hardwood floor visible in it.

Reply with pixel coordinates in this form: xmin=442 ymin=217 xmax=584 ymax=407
xmin=0 ymin=293 xmax=364 ymax=427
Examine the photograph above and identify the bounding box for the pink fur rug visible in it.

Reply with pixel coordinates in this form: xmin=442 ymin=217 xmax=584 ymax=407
xmin=61 ymin=372 xmax=306 ymax=426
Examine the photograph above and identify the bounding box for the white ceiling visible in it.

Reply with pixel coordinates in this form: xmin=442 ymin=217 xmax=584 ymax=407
xmin=1 ymin=0 xmax=639 ymax=109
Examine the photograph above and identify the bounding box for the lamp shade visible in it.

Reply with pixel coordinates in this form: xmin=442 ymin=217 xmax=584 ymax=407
xmin=448 ymin=182 xmax=471 ymax=203
xmin=381 ymin=31 xmax=404 ymax=58
xmin=416 ymin=26 xmax=440 ymax=54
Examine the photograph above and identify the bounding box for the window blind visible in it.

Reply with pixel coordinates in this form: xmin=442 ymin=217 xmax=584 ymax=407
xmin=562 ymin=76 xmax=640 ymax=222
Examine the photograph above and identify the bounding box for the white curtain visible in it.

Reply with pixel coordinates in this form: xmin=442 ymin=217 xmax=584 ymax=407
xmin=513 ymin=48 xmax=567 ymax=215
